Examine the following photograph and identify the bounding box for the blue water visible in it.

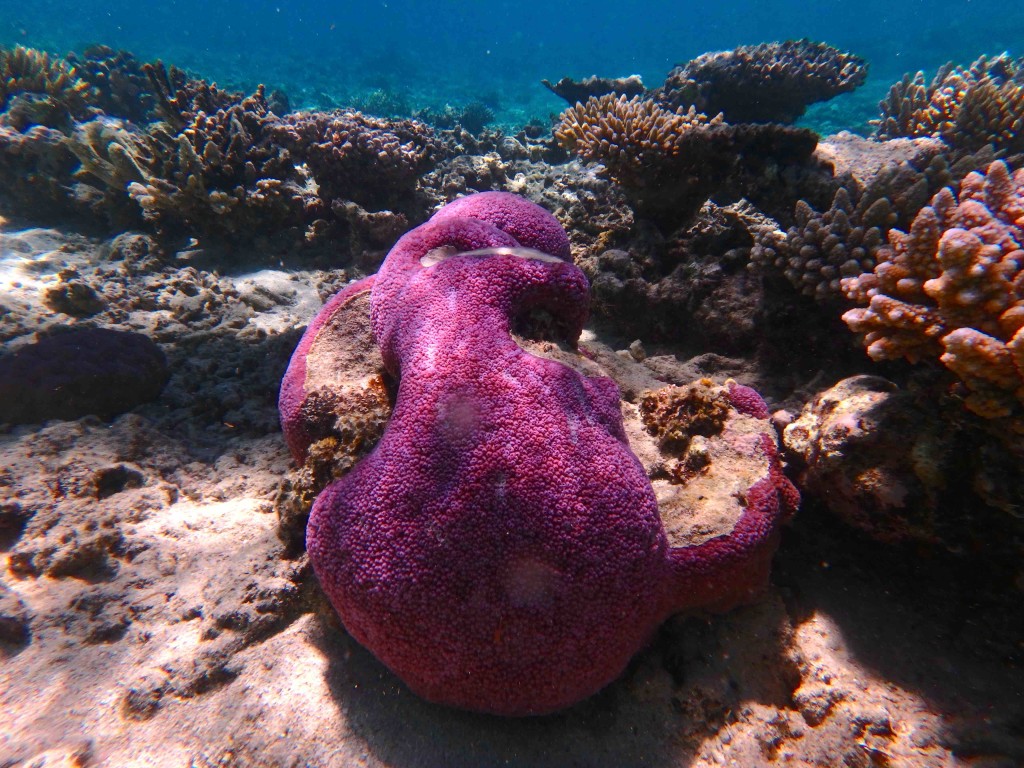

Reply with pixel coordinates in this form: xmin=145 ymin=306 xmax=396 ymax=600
xmin=1 ymin=0 xmax=1021 ymax=129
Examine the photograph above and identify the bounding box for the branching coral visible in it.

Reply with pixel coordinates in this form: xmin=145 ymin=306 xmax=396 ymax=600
xmin=66 ymin=45 xmax=157 ymax=124
xmin=0 ymin=45 xmax=92 ymax=128
xmin=842 ymin=161 xmax=1024 ymax=420
xmin=273 ymin=110 xmax=441 ymax=214
xmin=655 ymin=39 xmax=867 ymax=124
xmin=554 ymin=94 xmax=720 ymax=187
xmin=874 ymin=54 xmax=1024 ymax=155
xmin=555 ymin=94 xmax=817 ymax=226
xmin=752 ymin=140 xmax=997 ymax=300
xmin=67 ymin=73 xmax=316 ymax=242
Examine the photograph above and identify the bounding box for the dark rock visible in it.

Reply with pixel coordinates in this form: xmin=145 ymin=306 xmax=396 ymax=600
xmin=0 ymin=583 xmax=31 ymax=647
xmin=0 ymin=327 xmax=168 ymax=425
xmin=542 ymin=75 xmax=645 ymax=105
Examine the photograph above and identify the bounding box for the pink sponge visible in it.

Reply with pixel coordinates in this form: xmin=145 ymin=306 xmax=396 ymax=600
xmin=287 ymin=193 xmax=797 ymax=715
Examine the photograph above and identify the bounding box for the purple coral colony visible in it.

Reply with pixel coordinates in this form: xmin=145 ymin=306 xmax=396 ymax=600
xmin=2 ymin=34 xmax=1024 ymax=720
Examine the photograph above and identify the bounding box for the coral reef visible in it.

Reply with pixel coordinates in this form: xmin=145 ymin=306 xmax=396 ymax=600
xmin=127 ymin=81 xmax=312 ymax=242
xmin=785 ymin=374 xmax=1024 ymax=554
xmin=0 ymin=328 xmax=168 ymax=425
xmin=273 ymin=109 xmax=441 ymax=216
xmin=654 ymin=39 xmax=867 ymax=124
xmin=874 ymin=53 xmax=1024 ymax=156
xmin=750 ymin=134 xmax=996 ymax=300
xmin=554 ymin=94 xmax=819 ymax=227
xmin=541 ymin=74 xmax=646 ymax=105
xmin=0 ymin=124 xmax=78 ymax=213
xmin=842 ymin=161 xmax=1024 ymax=421
xmin=784 ymin=375 xmax=953 ymax=544
xmin=65 ymin=45 xmax=156 ymax=124
xmin=283 ymin=192 xmax=796 ymax=715
xmin=0 ymin=45 xmax=91 ymax=128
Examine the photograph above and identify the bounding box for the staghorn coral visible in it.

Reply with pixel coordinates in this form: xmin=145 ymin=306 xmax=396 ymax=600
xmin=874 ymin=54 xmax=1024 ymax=155
xmin=116 ymin=82 xmax=313 ymax=243
xmin=841 ymin=160 xmax=1024 ymax=420
xmin=0 ymin=45 xmax=91 ymax=123
xmin=142 ymin=61 xmax=245 ymax=132
xmin=283 ymin=192 xmax=797 ymax=715
xmin=655 ymin=39 xmax=867 ymax=124
xmin=273 ymin=109 xmax=441 ymax=215
xmin=555 ymin=94 xmax=817 ymax=227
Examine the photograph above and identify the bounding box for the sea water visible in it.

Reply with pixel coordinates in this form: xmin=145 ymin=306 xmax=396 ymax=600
xmin=0 ymin=0 xmax=1020 ymax=132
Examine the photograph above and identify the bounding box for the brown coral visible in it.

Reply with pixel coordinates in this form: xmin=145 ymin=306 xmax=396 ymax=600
xmin=0 ymin=45 xmax=91 ymax=115
xmin=655 ymin=39 xmax=868 ymax=124
xmin=273 ymin=110 xmax=441 ymax=216
xmin=752 ymin=138 xmax=997 ymax=300
xmin=841 ymin=161 xmax=1024 ymax=420
xmin=541 ymin=74 xmax=646 ymax=105
xmin=555 ymin=94 xmax=817 ymax=227
xmin=66 ymin=45 xmax=157 ymax=124
xmin=639 ymin=381 xmax=731 ymax=483
xmin=74 ymin=79 xmax=316 ymax=243
xmin=0 ymin=45 xmax=92 ymax=130
xmin=554 ymin=94 xmax=720 ymax=189
xmin=874 ymin=53 xmax=1024 ymax=155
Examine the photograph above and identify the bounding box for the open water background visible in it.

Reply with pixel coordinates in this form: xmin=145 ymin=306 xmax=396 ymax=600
xmin=0 ymin=1 xmax=1021 ymax=129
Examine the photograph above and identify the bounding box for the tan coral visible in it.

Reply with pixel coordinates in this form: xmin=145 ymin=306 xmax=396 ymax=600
xmin=0 ymin=45 xmax=90 ymax=114
xmin=554 ymin=94 xmax=718 ymax=188
xmin=842 ymin=160 xmax=1024 ymax=419
xmin=874 ymin=53 xmax=1024 ymax=154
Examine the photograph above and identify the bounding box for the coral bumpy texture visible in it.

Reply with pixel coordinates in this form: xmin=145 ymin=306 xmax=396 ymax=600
xmin=280 ymin=192 xmax=797 ymax=715
xmin=842 ymin=161 xmax=1024 ymax=421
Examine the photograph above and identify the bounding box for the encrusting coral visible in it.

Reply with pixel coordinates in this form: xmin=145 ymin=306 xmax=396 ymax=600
xmin=842 ymin=160 xmax=1024 ymax=421
xmin=654 ymin=39 xmax=868 ymax=124
xmin=874 ymin=53 xmax=1024 ymax=156
xmin=280 ymin=192 xmax=797 ymax=715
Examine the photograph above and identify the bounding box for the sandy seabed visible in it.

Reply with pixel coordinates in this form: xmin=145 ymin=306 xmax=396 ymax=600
xmin=1 ymin=221 xmax=1022 ymax=768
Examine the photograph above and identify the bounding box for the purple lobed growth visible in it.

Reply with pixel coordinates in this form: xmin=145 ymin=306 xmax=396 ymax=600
xmin=282 ymin=192 xmax=797 ymax=715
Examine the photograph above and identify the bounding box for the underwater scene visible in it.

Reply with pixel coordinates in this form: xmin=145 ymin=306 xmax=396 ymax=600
xmin=1 ymin=0 xmax=1024 ymax=765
